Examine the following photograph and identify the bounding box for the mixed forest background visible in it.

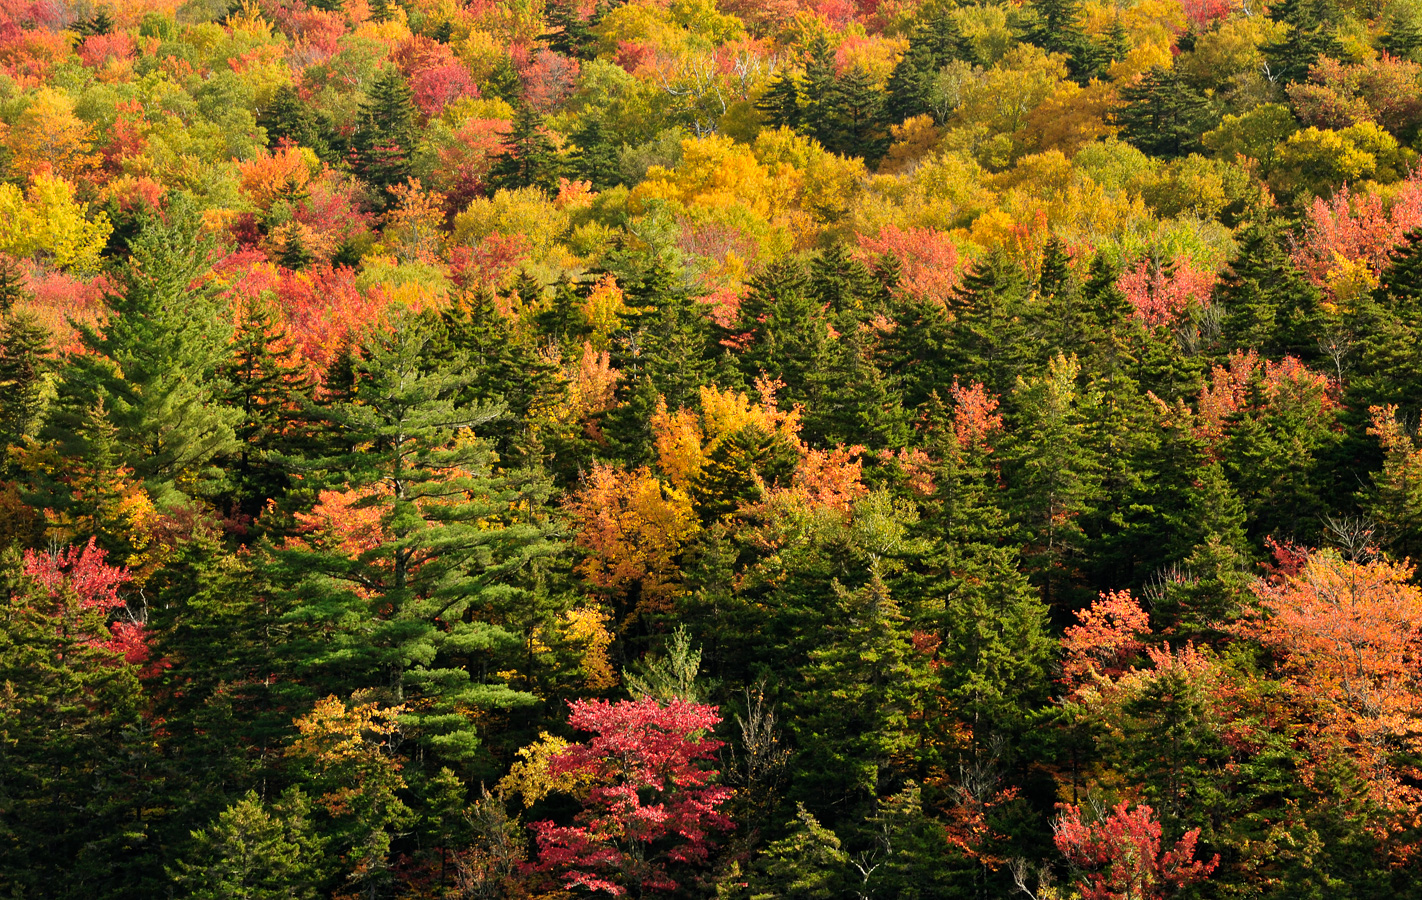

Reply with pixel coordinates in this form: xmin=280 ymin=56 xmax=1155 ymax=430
xmin=3 ymin=0 xmax=1422 ymax=896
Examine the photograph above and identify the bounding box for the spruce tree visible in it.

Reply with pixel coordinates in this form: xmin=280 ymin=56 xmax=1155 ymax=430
xmin=822 ymin=67 xmax=889 ymax=161
xmin=353 ymin=66 xmax=420 ymax=204
xmin=883 ymin=7 xmax=975 ymax=126
xmin=169 ymin=789 xmax=330 ymax=900
xmin=0 ymin=274 xmax=50 ymax=469
xmin=1263 ymin=0 xmax=1343 ymax=84
xmin=218 ymin=294 xmax=313 ymax=516
xmin=47 ymin=202 xmax=240 ymax=508
xmin=731 ymin=260 xmax=832 ymax=408
xmin=799 ymin=35 xmax=839 ymax=147
xmin=1116 ymin=66 xmax=1215 ymax=159
xmin=944 ymin=251 xmax=1033 ymax=399
xmin=489 ymin=104 xmax=563 ymax=194
xmin=1219 ymin=219 xmax=1324 ymax=359
xmin=1025 ymin=0 xmax=1105 ymax=82
xmin=569 ymin=116 xmax=623 ymax=190
xmin=757 ymin=72 xmax=802 ymax=130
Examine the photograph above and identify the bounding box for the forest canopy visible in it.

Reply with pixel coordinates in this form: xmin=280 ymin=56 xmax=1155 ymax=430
xmin=1 ymin=0 xmax=1422 ymax=897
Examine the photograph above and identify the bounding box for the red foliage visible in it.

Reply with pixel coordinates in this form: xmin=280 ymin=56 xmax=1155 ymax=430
xmin=1195 ymin=350 xmax=1335 ymax=449
xmin=1055 ymin=801 xmax=1218 ymax=900
xmin=1291 ymin=173 xmax=1422 ymax=290
xmin=513 ymin=46 xmax=580 ymax=113
xmin=857 ymin=225 xmax=965 ymax=307
xmin=77 ymin=31 xmax=135 ymax=70
xmin=949 ymin=379 xmax=1003 ymax=453
xmin=1118 ymin=256 xmax=1215 ymax=327
xmin=531 ymin=698 xmax=734 ymax=896
xmin=448 ymin=232 xmax=530 ymax=296
xmin=433 ymin=117 xmax=511 ymax=212
xmin=1178 ymin=0 xmax=1233 ymax=29
xmin=22 ymin=537 xmax=149 ymax=665
xmin=19 ymin=266 xmax=111 ymax=355
xmin=1060 ymin=590 xmax=1150 ymax=686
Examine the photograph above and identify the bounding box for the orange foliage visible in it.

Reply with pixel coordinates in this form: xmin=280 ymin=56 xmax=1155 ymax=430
xmin=1061 ymin=590 xmax=1151 ymax=688
xmin=1244 ymin=549 xmax=1422 ymax=813
xmin=566 ymin=464 xmax=700 ymax=617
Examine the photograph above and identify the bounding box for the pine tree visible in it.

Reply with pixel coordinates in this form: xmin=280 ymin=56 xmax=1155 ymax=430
xmin=883 ymin=7 xmax=975 ymax=126
xmin=1219 ymin=219 xmax=1324 ymax=359
xmin=732 ymin=259 xmax=832 ymax=407
xmin=690 ymin=424 xmax=799 ymax=522
xmin=1001 ymin=354 xmax=1102 ymax=613
xmin=543 ymin=0 xmax=598 ymax=60
xmin=789 ymin=568 xmax=934 ymax=813
xmin=803 ymin=324 xmax=910 ymax=450
xmin=73 ymin=7 xmax=114 ymax=36
xmin=219 ymin=294 xmax=313 ymax=515
xmin=489 ymin=104 xmax=563 ymax=194
xmin=168 ymin=789 xmax=330 ymax=900
xmin=944 ymin=251 xmax=1033 ymax=398
xmin=47 ymin=202 xmax=240 ymax=508
xmin=353 ymin=66 xmax=420 ymax=204
xmin=799 ymin=35 xmax=839 ymax=147
xmin=258 ymin=85 xmax=330 ymax=158
xmin=1025 ymin=0 xmax=1105 ymax=82
xmin=0 ymin=294 xmax=50 ymax=469
xmin=1116 ymin=66 xmax=1215 ymax=159
xmin=278 ymin=313 xmax=561 ymax=767
xmin=822 ymin=67 xmax=890 ymax=160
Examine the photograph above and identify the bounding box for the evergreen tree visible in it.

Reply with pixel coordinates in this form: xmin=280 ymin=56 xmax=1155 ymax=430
xmin=757 ymin=72 xmax=801 ymax=130
xmin=0 ymin=290 xmax=50 ymax=470
xmin=543 ymin=0 xmax=599 ymax=60
xmin=569 ymin=116 xmax=623 ymax=190
xmin=353 ymin=66 xmax=420 ymax=204
xmin=489 ymin=104 xmax=563 ymax=193
xmin=944 ymin=251 xmax=1033 ymax=398
xmin=278 ymin=314 xmax=561 ymax=768
xmin=732 ymin=260 xmax=832 ymax=407
xmin=803 ymin=324 xmax=910 ymax=450
xmin=169 ymin=789 xmax=330 ymax=900
xmin=218 ymin=294 xmax=313 ymax=516
xmin=1263 ymin=0 xmax=1343 ymax=84
xmin=47 ymin=202 xmax=240 ymax=508
xmin=789 ymin=568 xmax=934 ymax=814
xmin=1025 ymin=0 xmax=1106 ymax=82
xmin=822 ymin=67 xmax=889 ymax=161
xmin=883 ymin=7 xmax=975 ymax=125
xmin=258 ymin=85 xmax=331 ymax=159
xmin=799 ymin=35 xmax=839 ymax=147
xmin=1116 ymin=66 xmax=1215 ymax=159
xmin=1219 ymin=219 xmax=1324 ymax=359
xmin=1001 ymin=354 xmax=1102 ymax=614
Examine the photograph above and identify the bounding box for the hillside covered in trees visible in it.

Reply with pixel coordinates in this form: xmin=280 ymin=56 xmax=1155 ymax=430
xmin=4 ymin=0 xmax=1422 ymax=896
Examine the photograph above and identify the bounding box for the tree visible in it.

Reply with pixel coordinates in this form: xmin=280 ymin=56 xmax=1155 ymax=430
xmin=0 ymin=294 xmax=50 ymax=470
xmin=569 ymin=116 xmax=623 ymax=190
xmin=822 ymin=67 xmax=889 ymax=161
xmin=530 ymin=698 xmax=734 ymax=895
xmin=884 ymin=7 xmax=975 ymax=126
xmin=1264 ymin=0 xmax=1343 ymax=85
xmin=354 ymin=67 xmax=420 ymax=204
xmin=279 ymin=314 xmax=560 ymax=766
xmin=168 ymin=789 xmax=329 ymax=900
xmin=1116 ymin=67 xmax=1215 ymax=159
xmin=758 ymin=73 xmax=801 ymax=130
xmin=47 ymin=201 xmax=239 ymax=508
xmin=1025 ymin=0 xmax=1105 ymax=82
xmin=488 ymin=105 xmax=562 ymax=194
xmin=1054 ymin=801 xmax=1219 ymax=900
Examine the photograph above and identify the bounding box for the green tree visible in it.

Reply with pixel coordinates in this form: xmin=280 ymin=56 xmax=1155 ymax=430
xmin=47 ymin=202 xmax=239 ymax=508
xmin=353 ymin=67 xmax=420 ymax=204
xmin=489 ymin=105 xmax=563 ymax=194
xmin=1264 ymin=0 xmax=1343 ymax=84
xmin=884 ymin=6 xmax=975 ymax=125
xmin=168 ymin=789 xmax=329 ymax=900
xmin=279 ymin=314 xmax=561 ymax=768
xmin=1116 ymin=66 xmax=1216 ymax=159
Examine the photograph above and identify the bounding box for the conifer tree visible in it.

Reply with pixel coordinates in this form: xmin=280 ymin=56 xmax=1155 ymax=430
xmin=0 ymin=276 xmax=49 ymax=469
xmin=884 ymin=7 xmax=975 ymax=125
xmin=353 ymin=66 xmax=420 ymax=204
xmin=48 ymin=202 xmax=239 ymax=508
xmin=822 ymin=67 xmax=889 ymax=161
xmin=804 ymin=324 xmax=910 ymax=450
xmin=799 ymin=35 xmax=839 ymax=147
xmin=219 ymin=294 xmax=313 ymax=515
xmin=1025 ymin=0 xmax=1105 ymax=82
xmin=790 ymin=568 xmax=934 ymax=813
xmin=1264 ymin=0 xmax=1343 ymax=84
xmin=1116 ymin=67 xmax=1215 ymax=159
xmin=278 ymin=313 xmax=561 ymax=767
xmin=732 ymin=260 xmax=832 ymax=408
xmin=757 ymin=73 xmax=802 ymax=130
xmin=489 ymin=105 xmax=563 ymax=194
xmin=1219 ymin=219 xmax=1324 ymax=359
xmin=259 ymin=85 xmax=331 ymax=159
xmin=944 ymin=251 xmax=1033 ymax=398
xmin=568 ymin=116 xmax=622 ymax=190
xmin=169 ymin=789 xmax=330 ymax=900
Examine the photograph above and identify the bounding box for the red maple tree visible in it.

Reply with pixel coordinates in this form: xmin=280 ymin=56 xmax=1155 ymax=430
xmin=530 ymin=698 xmax=734 ymax=896
xmin=1055 ymin=800 xmax=1218 ymax=900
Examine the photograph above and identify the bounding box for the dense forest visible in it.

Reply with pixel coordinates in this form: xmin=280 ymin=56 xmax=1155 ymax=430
xmin=3 ymin=0 xmax=1422 ymax=896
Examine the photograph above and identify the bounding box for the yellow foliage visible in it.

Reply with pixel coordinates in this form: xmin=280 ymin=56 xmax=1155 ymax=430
xmin=0 ymin=173 xmax=112 ymax=273
xmin=879 ymin=115 xmax=943 ymax=175
xmin=582 ymin=274 xmax=631 ymax=351
xmin=498 ymin=732 xmax=586 ymax=807
xmin=564 ymin=605 xmax=617 ymax=690
xmin=634 ymin=134 xmax=796 ymax=221
xmin=7 ymin=89 xmax=99 ymax=184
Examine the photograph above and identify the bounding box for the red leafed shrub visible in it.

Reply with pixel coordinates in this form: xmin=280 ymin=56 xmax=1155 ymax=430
xmin=530 ymin=698 xmax=734 ymax=896
xmin=22 ymin=537 xmax=149 ymax=665
xmin=1055 ymin=801 xmax=1219 ymax=900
